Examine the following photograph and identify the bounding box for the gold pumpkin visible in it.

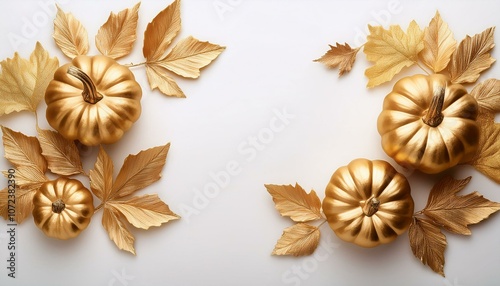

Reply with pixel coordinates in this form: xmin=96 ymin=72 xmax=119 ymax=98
xmin=377 ymin=74 xmax=479 ymax=174
xmin=323 ymin=158 xmax=414 ymax=248
xmin=32 ymin=177 xmax=94 ymax=240
xmin=45 ymin=55 xmax=142 ymax=146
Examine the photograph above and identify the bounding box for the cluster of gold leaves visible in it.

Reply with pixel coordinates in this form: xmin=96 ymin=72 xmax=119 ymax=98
xmin=317 ymin=12 xmax=500 ymax=183
xmin=265 ymin=184 xmax=324 ymax=256
xmin=54 ymin=0 xmax=225 ymax=98
xmin=310 ymin=11 xmax=500 ymax=276
xmin=0 ymin=124 xmax=179 ymax=254
xmin=0 ymin=1 xmax=219 ymax=254
xmin=409 ymin=176 xmax=500 ymax=276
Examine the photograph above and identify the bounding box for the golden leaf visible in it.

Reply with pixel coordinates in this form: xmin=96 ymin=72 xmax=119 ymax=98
xmin=272 ymin=223 xmax=320 ymax=256
xmin=314 ymin=42 xmax=361 ymax=76
xmin=53 ymin=5 xmax=89 ymax=58
xmin=466 ymin=111 xmax=500 ymax=183
xmin=408 ymin=216 xmax=446 ymax=276
xmin=0 ymin=185 xmax=42 ymax=223
xmin=143 ymin=0 xmax=181 ymax=61
xmin=471 ymin=79 xmax=500 ymax=112
xmin=1 ymin=126 xmax=47 ymax=173
xmin=419 ymin=11 xmax=456 ymax=73
xmin=103 ymin=206 xmax=136 ymax=255
xmin=109 ymin=143 xmax=170 ymax=199
xmin=0 ymin=42 xmax=59 ymax=115
xmin=152 ymin=36 xmax=225 ymax=78
xmin=96 ymin=2 xmax=140 ymax=59
xmin=364 ymin=21 xmax=424 ymax=87
xmin=423 ymin=176 xmax=500 ymax=235
xmin=145 ymin=65 xmax=186 ymax=98
xmin=110 ymin=194 xmax=180 ymax=229
xmin=89 ymin=146 xmax=114 ymax=202
xmin=448 ymin=27 xmax=496 ymax=84
xmin=37 ymin=128 xmax=84 ymax=176
xmin=265 ymin=183 xmax=322 ymax=222
xmin=4 ymin=166 xmax=47 ymax=190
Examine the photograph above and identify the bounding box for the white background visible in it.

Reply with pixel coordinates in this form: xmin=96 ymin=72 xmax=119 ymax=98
xmin=0 ymin=0 xmax=499 ymax=285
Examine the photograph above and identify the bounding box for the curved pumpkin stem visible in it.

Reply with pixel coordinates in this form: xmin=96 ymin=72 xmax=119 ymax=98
xmin=67 ymin=66 xmax=103 ymax=104
xmin=423 ymin=86 xmax=445 ymax=127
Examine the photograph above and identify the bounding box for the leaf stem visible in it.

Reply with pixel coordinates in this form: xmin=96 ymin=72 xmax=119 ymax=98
xmin=123 ymin=62 xmax=147 ymax=67
xmin=415 ymin=61 xmax=431 ymax=75
xmin=94 ymin=203 xmax=104 ymax=213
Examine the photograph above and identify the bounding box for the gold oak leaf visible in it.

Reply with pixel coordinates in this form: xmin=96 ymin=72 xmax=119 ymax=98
xmin=423 ymin=176 xmax=500 ymax=235
xmin=364 ymin=21 xmax=424 ymax=88
xmin=37 ymin=128 xmax=84 ymax=176
xmin=96 ymin=2 xmax=140 ymax=59
xmin=53 ymin=5 xmax=89 ymax=59
xmin=145 ymin=65 xmax=185 ymax=98
xmin=408 ymin=216 xmax=446 ymax=276
xmin=1 ymin=126 xmax=47 ymax=173
xmin=314 ymin=42 xmax=361 ymax=76
xmin=471 ymin=79 xmax=500 ymax=112
xmin=466 ymin=111 xmax=500 ymax=183
xmin=143 ymin=0 xmax=181 ymax=62
xmin=109 ymin=194 xmax=180 ymax=229
xmin=109 ymin=143 xmax=170 ymax=200
xmin=419 ymin=11 xmax=457 ymax=73
xmin=103 ymin=206 xmax=136 ymax=255
xmin=0 ymin=42 xmax=59 ymax=116
xmin=153 ymin=36 xmax=225 ymax=79
xmin=272 ymin=223 xmax=320 ymax=256
xmin=265 ymin=183 xmax=322 ymax=222
xmin=448 ymin=27 xmax=496 ymax=84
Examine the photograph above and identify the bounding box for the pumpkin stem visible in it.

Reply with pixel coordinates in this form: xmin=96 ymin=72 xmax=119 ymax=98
xmin=362 ymin=197 xmax=380 ymax=217
xmin=422 ymin=86 xmax=445 ymax=127
xmin=52 ymin=199 xmax=66 ymax=214
xmin=67 ymin=66 xmax=103 ymax=104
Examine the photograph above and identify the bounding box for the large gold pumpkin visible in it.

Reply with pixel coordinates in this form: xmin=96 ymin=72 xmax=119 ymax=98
xmin=323 ymin=158 xmax=414 ymax=248
xmin=377 ymin=74 xmax=479 ymax=174
xmin=45 ymin=55 xmax=142 ymax=146
xmin=32 ymin=177 xmax=94 ymax=240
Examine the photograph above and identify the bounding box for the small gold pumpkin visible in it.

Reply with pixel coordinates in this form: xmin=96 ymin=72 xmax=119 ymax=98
xmin=32 ymin=177 xmax=94 ymax=240
xmin=45 ymin=55 xmax=142 ymax=146
xmin=323 ymin=158 xmax=414 ymax=248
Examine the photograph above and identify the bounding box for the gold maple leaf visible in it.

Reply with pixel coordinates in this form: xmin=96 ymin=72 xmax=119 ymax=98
xmin=419 ymin=11 xmax=457 ymax=73
xmin=0 ymin=42 xmax=59 ymax=116
xmin=314 ymin=42 xmax=361 ymax=76
xmin=363 ymin=20 xmax=424 ymax=88
xmin=409 ymin=176 xmax=500 ymax=276
xmin=90 ymin=145 xmax=180 ymax=254
xmin=448 ymin=27 xmax=495 ymax=84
